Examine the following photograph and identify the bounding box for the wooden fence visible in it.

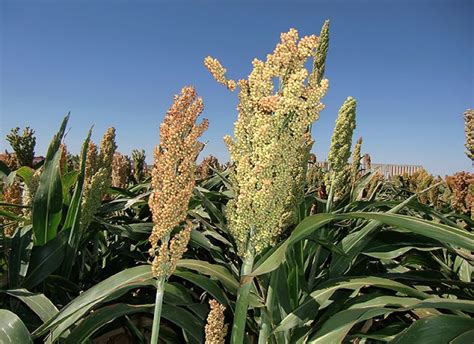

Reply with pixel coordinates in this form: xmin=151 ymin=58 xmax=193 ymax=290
xmin=315 ymin=162 xmax=424 ymax=178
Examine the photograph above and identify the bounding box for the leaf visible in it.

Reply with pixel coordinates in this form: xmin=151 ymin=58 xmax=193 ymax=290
xmin=351 ymin=172 xmax=372 ymax=201
xmin=390 ymin=315 xmax=474 ymax=344
xmin=362 ymin=231 xmax=444 ymax=260
xmin=253 ymin=205 xmax=474 ymax=277
xmin=32 ymin=115 xmax=69 ymax=245
xmin=164 ymin=282 xmax=194 ymax=305
xmin=330 ymin=195 xmax=417 ymax=276
xmin=252 ymin=215 xmax=335 ymax=276
xmin=344 ymin=212 xmax=474 ymax=251
xmin=61 ymin=128 xmax=92 ymax=277
xmin=161 ymin=304 xmax=205 ymax=343
xmin=61 ymin=170 xmax=79 ymax=202
xmin=174 ymin=270 xmax=231 ymax=309
xmin=32 ymin=265 xmax=154 ymax=342
xmin=176 ymin=259 xmax=239 ymax=293
xmin=0 ymin=160 xmax=10 ymax=177
xmin=15 ymin=166 xmax=35 ymax=184
xmin=65 ymin=303 xmax=153 ymax=343
xmin=0 ymin=208 xmax=23 ymax=221
xmin=309 ymin=296 xmax=474 ymax=343
xmin=8 ymin=226 xmax=33 ymax=288
xmin=309 ymin=307 xmax=395 ymax=343
xmin=23 ymin=229 xmax=69 ymax=289
xmin=4 ymin=289 xmax=59 ymax=323
xmin=0 ymin=309 xmax=33 ymax=343
xmin=176 ymin=259 xmax=263 ymax=308
xmin=274 ymin=276 xmax=429 ymax=333
xmin=194 ymin=188 xmax=226 ymax=229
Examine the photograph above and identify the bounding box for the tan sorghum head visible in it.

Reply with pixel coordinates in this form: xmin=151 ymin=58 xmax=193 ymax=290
xmin=1 ymin=181 xmax=22 ymax=236
xmin=205 ymin=300 xmax=228 ymax=344
xmin=148 ymin=86 xmax=207 ymax=278
xmin=112 ymin=152 xmax=131 ymax=188
xmin=445 ymin=171 xmax=473 ymax=216
xmin=80 ymin=128 xmax=117 ymax=230
xmin=84 ymin=142 xmax=98 ymax=185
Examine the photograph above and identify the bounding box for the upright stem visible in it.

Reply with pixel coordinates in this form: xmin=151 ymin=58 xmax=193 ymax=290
xmin=150 ymin=278 xmax=165 ymax=344
xmin=325 ymin=183 xmax=335 ymax=213
xmin=308 ymin=184 xmax=334 ymax=290
xmin=231 ymin=246 xmax=255 ymax=344
xmin=258 ymin=268 xmax=283 ymax=344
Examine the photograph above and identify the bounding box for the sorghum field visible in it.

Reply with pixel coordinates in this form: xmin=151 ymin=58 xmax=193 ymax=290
xmin=1 ymin=22 xmax=473 ymax=344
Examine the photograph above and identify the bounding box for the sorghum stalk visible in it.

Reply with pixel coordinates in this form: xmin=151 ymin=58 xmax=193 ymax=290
xmin=148 ymin=86 xmax=207 ymax=343
xmin=205 ymin=25 xmax=329 ymax=343
xmin=231 ymin=245 xmax=255 ymax=344
xmin=150 ymin=278 xmax=165 ymax=344
xmin=309 ymin=97 xmax=356 ymax=289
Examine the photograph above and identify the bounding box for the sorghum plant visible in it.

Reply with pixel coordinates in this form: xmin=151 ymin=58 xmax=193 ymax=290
xmin=197 ymin=155 xmax=221 ymax=179
xmin=148 ymin=86 xmax=208 ymax=343
xmin=205 ymin=24 xmax=329 ymax=343
xmin=0 ymin=151 xmax=19 ymax=170
xmin=6 ymin=126 xmax=36 ymax=167
xmin=0 ymin=180 xmax=22 ymax=236
xmin=326 ymin=96 xmax=357 ymax=205
xmin=112 ymin=152 xmax=131 ymax=188
xmin=445 ymin=171 xmax=474 ymax=217
xmin=80 ymin=128 xmax=117 ymax=230
xmin=350 ymin=137 xmax=363 ymax=185
xmin=132 ymin=149 xmax=146 ymax=183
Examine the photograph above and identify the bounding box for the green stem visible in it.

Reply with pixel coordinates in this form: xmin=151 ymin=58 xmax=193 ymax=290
xmin=308 ymin=184 xmax=334 ymax=289
xmin=308 ymin=245 xmax=322 ymax=290
xmin=258 ymin=272 xmax=275 ymax=344
xmin=231 ymin=247 xmax=255 ymax=344
xmin=150 ymin=278 xmax=165 ymax=344
xmin=326 ymin=183 xmax=335 ymax=213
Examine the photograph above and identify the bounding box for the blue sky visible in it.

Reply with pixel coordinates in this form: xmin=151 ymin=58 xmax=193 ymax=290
xmin=1 ymin=0 xmax=472 ymax=175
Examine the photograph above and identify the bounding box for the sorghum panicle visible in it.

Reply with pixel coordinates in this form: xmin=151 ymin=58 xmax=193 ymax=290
xmin=6 ymin=126 xmax=36 ymax=167
xmin=351 ymin=137 xmax=363 ymax=183
xmin=197 ymin=155 xmax=221 ymax=179
xmin=84 ymin=142 xmax=98 ymax=185
xmin=80 ymin=128 xmax=117 ymax=230
xmin=132 ymin=149 xmax=146 ymax=183
xmin=0 ymin=151 xmax=19 ymax=170
xmin=148 ymin=86 xmax=208 ymax=278
xmin=326 ymin=97 xmax=357 ymax=192
xmin=205 ymin=28 xmax=329 ymax=256
xmin=112 ymin=152 xmax=131 ymax=188
xmin=59 ymin=143 xmax=68 ymax=175
xmin=445 ymin=171 xmax=473 ymax=216
xmin=205 ymin=300 xmax=228 ymax=344
xmin=1 ymin=181 xmax=22 ymax=235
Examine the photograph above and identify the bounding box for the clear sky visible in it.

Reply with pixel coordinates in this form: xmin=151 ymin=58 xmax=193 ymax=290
xmin=1 ymin=0 xmax=473 ymax=176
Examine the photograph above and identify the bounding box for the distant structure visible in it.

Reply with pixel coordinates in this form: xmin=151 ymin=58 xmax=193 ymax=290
xmin=33 ymin=156 xmax=45 ymax=165
xmin=315 ymin=161 xmax=423 ymax=178
xmin=364 ymin=163 xmax=423 ymax=178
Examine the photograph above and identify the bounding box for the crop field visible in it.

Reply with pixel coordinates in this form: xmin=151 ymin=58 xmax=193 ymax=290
xmin=1 ymin=21 xmax=473 ymax=344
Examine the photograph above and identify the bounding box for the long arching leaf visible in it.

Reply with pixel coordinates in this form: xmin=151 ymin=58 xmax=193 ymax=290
xmin=32 ymin=114 xmax=69 ymax=245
